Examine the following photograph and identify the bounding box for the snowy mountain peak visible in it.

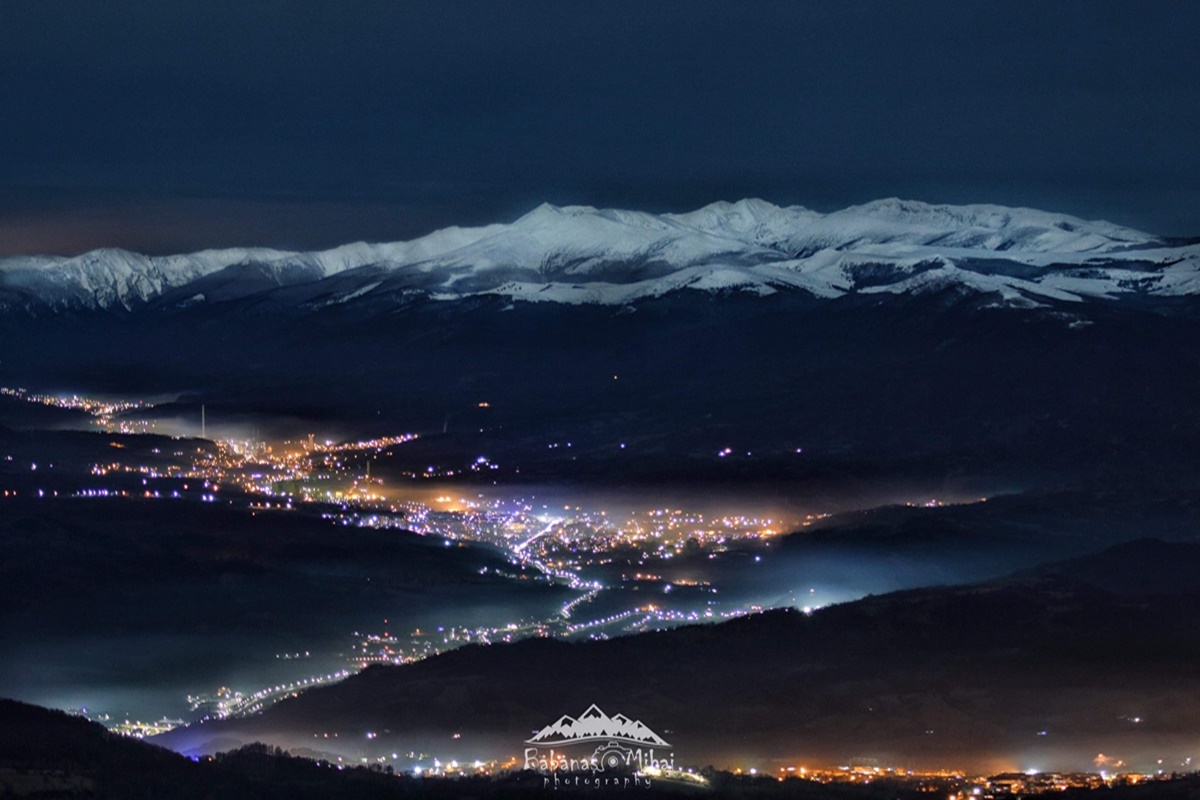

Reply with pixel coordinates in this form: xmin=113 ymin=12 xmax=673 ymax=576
xmin=517 ymin=202 xmax=570 ymax=222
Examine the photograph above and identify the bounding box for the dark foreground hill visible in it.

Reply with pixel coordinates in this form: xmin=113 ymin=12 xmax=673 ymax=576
xmin=0 ymin=698 xmax=423 ymax=799
xmin=157 ymin=539 xmax=1200 ymax=773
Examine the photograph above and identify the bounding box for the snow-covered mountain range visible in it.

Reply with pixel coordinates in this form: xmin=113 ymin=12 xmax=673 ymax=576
xmin=3 ymin=198 xmax=1197 ymax=314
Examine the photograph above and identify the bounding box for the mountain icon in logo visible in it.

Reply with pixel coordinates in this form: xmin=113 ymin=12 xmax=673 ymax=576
xmin=525 ymin=704 xmax=671 ymax=747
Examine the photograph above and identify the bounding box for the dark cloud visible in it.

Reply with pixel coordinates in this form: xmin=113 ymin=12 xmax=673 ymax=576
xmin=1 ymin=0 xmax=1198 ymax=255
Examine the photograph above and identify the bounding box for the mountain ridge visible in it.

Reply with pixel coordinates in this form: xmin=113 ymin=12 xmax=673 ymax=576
xmin=2 ymin=198 xmax=1195 ymax=316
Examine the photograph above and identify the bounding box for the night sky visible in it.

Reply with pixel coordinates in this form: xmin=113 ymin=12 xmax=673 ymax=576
xmin=2 ymin=1 xmax=1198 ymax=256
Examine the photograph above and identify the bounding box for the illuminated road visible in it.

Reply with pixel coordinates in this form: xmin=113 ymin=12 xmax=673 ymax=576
xmin=512 ymin=521 xmax=559 ymax=553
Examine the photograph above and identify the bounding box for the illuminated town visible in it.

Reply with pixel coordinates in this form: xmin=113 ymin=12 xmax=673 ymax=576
xmin=1 ymin=388 xmax=801 ymax=720
xmin=0 ymin=385 xmax=157 ymax=434
xmin=3 ymin=386 xmax=1197 ymax=794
